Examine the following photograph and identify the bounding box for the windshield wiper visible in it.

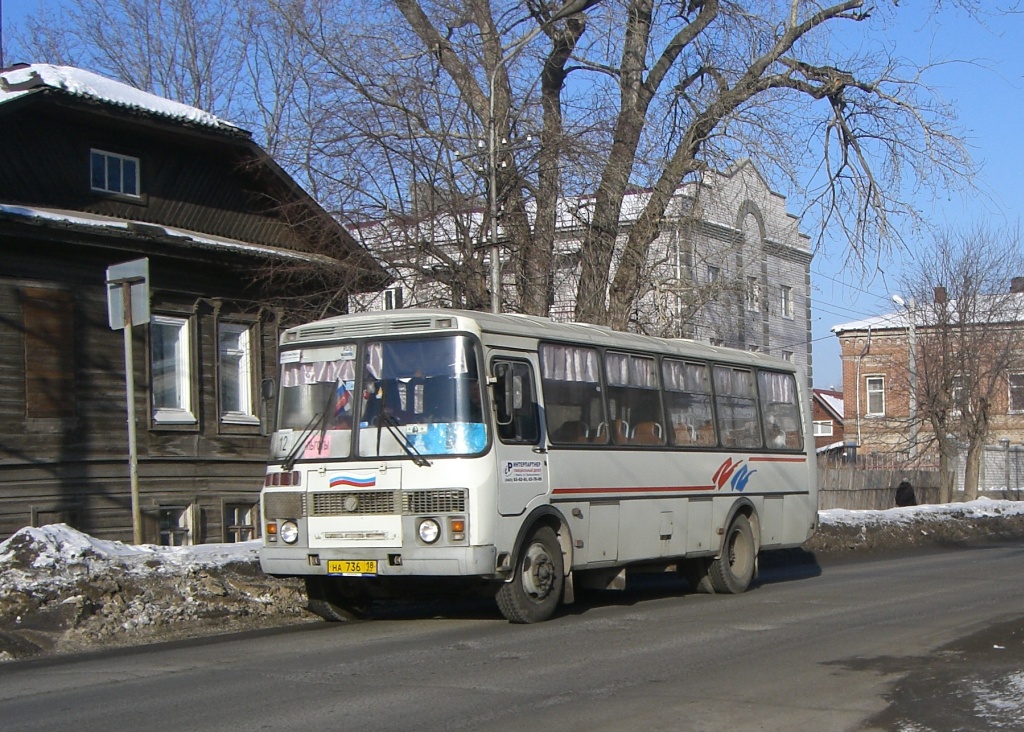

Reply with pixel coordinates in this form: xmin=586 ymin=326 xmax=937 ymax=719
xmin=282 ymin=411 xmax=322 ymax=472
xmin=374 ymin=382 xmax=431 ymax=467
xmin=282 ymin=383 xmax=337 ymax=471
xmin=380 ymin=414 xmax=432 ymax=467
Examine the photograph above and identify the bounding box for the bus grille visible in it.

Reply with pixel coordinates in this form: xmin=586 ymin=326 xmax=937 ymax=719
xmin=264 ymin=492 xmax=306 ymax=519
xmin=311 ymin=491 xmax=396 ymax=516
xmin=403 ymin=489 xmax=467 ymax=514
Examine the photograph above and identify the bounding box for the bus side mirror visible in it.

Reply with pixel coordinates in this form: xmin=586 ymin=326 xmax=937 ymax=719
xmin=261 ymin=378 xmax=276 ymax=401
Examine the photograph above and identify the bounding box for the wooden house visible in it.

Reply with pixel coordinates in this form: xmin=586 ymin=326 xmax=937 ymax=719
xmin=0 ymin=64 xmax=388 ymax=543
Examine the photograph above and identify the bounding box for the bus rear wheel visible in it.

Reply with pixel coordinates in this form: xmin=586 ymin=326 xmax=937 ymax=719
xmin=496 ymin=525 xmax=564 ymax=623
xmin=708 ymin=514 xmax=756 ymax=594
xmin=305 ymin=577 xmax=371 ymax=622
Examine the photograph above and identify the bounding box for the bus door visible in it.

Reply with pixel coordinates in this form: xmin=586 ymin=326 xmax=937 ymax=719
xmin=490 ymin=357 xmax=548 ymax=516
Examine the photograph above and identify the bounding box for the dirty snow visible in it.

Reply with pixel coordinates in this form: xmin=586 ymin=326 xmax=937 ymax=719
xmin=2 ymin=499 xmax=1024 ymax=664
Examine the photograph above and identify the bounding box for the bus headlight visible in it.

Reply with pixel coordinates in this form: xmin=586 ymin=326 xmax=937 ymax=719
xmin=279 ymin=520 xmax=299 ymax=544
xmin=418 ymin=518 xmax=441 ymax=544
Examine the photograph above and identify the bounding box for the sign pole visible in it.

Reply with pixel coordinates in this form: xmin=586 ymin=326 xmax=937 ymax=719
xmin=121 ymin=282 xmax=142 ymax=545
xmin=107 ymin=258 xmax=149 ymax=546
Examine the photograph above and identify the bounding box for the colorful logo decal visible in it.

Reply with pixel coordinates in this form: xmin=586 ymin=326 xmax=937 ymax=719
xmin=712 ymin=458 xmax=757 ymax=492
xmin=330 ymin=474 xmax=376 ymax=489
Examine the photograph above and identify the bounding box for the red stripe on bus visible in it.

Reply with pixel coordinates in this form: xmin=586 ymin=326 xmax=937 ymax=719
xmin=552 ymin=485 xmax=714 ymax=495
xmin=748 ymin=456 xmax=807 ymax=463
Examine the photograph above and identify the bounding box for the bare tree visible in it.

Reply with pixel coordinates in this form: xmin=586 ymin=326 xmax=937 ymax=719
xmin=896 ymin=227 xmax=1024 ymax=502
xmin=12 ymin=0 xmax=984 ymax=328
xmin=369 ymin=0 xmax=976 ymax=325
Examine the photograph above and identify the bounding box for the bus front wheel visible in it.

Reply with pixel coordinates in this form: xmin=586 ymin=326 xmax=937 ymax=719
xmin=708 ymin=514 xmax=756 ymax=594
xmin=305 ymin=576 xmax=371 ymax=622
xmin=496 ymin=525 xmax=564 ymax=623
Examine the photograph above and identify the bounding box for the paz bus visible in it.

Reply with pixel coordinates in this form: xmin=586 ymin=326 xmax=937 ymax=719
xmin=258 ymin=308 xmax=817 ymax=623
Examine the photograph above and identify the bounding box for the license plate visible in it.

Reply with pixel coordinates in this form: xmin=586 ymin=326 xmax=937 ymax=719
xmin=326 ymin=560 xmax=377 ymax=576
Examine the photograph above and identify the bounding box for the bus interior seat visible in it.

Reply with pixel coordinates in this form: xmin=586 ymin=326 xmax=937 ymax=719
xmin=631 ymin=421 xmax=664 ymax=446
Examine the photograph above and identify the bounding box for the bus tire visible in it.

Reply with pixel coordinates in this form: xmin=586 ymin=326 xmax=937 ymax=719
xmin=305 ymin=577 xmax=371 ymax=622
xmin=708 ymin=514 xmax=756 ymax=594
xmin=680 ymin=558 xmax=714 ymax=594
xmin=496 ymin=525 xmax=564 ymax=623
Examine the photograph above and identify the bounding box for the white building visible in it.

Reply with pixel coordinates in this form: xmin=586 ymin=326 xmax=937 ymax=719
xmin=352 ymin=159 xmax=813 ymax=380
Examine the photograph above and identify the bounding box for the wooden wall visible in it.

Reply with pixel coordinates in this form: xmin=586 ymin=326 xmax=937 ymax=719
xmin=0 ymin=231 xmax=280 ymax=543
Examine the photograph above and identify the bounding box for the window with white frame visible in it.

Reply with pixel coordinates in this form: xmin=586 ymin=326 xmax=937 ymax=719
xmin=90 ymin=149 xmax=140 ymax=197
xmin=383 ymin=287 xmax=403 ymax=310
xmin=746 ymin=276 xmax=761 ymax=312
xmin=1009 ymin=373 xmax=1024 ymax=413
xmin=781 ymin=285 xmax=794 ymax=319
xmin=813 ymin=420 xmax=834 ymax=436
xmin=707 ymin=265 xmax=721 ymax=284
xmin=782 ymin=350 xmax=794 ymax=363
xmin=151 ymin=315 xmax=195 ymax=423
xmin=866 ymin=375 xmax=885 ymax=416
xmin=218 ymin=321 xmax=257 ymax=423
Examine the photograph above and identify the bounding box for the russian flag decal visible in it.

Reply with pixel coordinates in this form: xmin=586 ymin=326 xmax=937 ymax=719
xmin=330 ymin=474 xmax=377 ymax=489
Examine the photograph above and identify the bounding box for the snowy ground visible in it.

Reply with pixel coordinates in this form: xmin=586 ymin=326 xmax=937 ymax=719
xmin=2 ymin=499 xmax=1024 ymax=665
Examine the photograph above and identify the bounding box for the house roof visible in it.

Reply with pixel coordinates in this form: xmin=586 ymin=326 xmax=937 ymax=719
xmin=832 ymin=293 xmax=1024 ymax=335
xmin=0 ymin=63 xmax=390 ymax=292
xmin=0 ymin=63 xmax=241 ymax=134
xmin=813 ymin=388 xmax=845 ymax=422
xmin=0 ymin=203 xmax=341 ymax=266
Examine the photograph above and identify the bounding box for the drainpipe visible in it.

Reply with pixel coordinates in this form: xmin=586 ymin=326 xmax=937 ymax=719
xmin=855 ymin=326 xmax=873 ymax=448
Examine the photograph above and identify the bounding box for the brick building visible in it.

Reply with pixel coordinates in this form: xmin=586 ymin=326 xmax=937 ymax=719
xmin=832 ymin=287 xmax=1024 ymax=461
xmin=811 ymin=388 xmax=845 ymax=451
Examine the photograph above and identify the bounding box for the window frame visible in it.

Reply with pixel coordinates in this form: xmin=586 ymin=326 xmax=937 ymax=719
xmin=865 ymin=375 xmax=886 ymax=416
xmin=150 ymin=314 xmax=197 ymax=426
xmin=90 ymin=148 xmax=141 ymax=198
xmin=218 ymin=320 xmax=259 ymax=426
xmin=222 ymin=500 xmax=259 ymax=542
xmin=1009 ymin=372 xmax=1024 ymax=414
xmin=745 ymin=276 xmax=761 ymax=313
xmin=781 ymin=285 xmax=794 ymax=319
xmin=813 ymin=420 xmax=834 ymax=437
xmin=158 ymin=504 xmax=195 ymax=546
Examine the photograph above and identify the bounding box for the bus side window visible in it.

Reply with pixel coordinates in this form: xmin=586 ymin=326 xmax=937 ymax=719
xmin=493 ymin=361 xmax=540 ymax=444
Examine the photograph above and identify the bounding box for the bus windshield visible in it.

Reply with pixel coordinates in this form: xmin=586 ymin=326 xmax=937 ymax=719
xmin=272 ymin=335 xmax=487 ymax=464
xmin=358 ymin=336 xmax=486 ymax=458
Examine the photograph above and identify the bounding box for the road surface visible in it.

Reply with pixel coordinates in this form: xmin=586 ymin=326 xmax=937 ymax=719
xmin=2 ymin=546 xmax=1022 ymax=731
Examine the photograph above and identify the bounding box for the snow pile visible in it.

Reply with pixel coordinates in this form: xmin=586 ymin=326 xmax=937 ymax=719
xmin=0 ymin=525 xmax=305 ymax=661
xmin=820 ymin=498 xmax=1024 ymax=527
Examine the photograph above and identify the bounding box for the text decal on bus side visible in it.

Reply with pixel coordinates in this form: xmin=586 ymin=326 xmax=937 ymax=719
xmin=503 ymin=460 xmax=544 ymax=483
xmin=712 ymin=458 xmax=757 ymax=492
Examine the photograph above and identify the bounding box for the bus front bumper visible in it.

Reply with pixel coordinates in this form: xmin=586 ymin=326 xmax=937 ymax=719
xmin=260 ymin=544 xmax=498 ymax=579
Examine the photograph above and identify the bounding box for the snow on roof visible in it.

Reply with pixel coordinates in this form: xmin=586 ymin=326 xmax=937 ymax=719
xmin=0 ymin=63 xmax=241 ymax=133
xmin=0 ymin=203 xmax=337 ymax=265
xmin=831 ymin=311 xmax=905 ymax=334
xmin=814 ymin=390 xmax=844 ymax=420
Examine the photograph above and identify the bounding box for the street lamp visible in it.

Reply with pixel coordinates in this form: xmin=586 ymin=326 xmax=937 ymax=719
xmin=892 ymin=294 xmax=918 ymax=458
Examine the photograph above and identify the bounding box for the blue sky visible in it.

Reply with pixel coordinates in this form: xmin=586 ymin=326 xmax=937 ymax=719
xmin=3 ymin=1 xmax=1022 ymax=390
xmin=809 ymin=5 xmax=1024 ymax=388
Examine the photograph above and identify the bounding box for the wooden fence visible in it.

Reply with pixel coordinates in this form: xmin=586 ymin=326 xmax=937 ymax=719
xmin=817 ymin=466 xmax=942 ymax=510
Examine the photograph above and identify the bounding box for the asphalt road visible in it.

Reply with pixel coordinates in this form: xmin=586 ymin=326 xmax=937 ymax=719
xmin=2 ymin=546 xmax=1023 ymax=732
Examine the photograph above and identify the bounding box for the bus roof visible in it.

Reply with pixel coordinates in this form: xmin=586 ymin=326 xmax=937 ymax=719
xmin=281 ymin=308 xmax=801 ymax=374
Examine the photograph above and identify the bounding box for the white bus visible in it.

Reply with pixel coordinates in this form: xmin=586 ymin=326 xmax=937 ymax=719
xmin=259 ymin=309 xmax=817 ymax=623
